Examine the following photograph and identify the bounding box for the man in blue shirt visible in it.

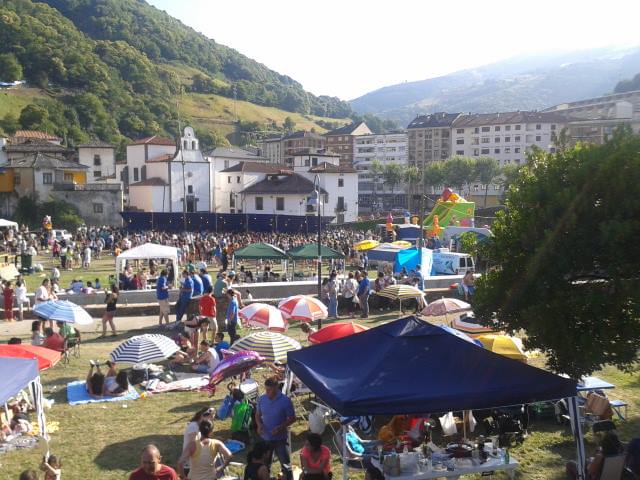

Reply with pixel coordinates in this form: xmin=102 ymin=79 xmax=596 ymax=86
xmin=225 ymin=288 xmax=239 ymax=343
xmin=414 ymin=264 xmax=424 ymax=291
xmin=357 ymin=270 xmax=370 ymax=318
xmin=191 ymin=271 xmax=203 ymax=296
xmin=175 ymin=270 xmax=193 ymax=323
xmin=156 ymin=269 xmax=170 ymax=327
xmin=256 ymin=377 xmax=295 ymax=480
xmin=200 ymin=268 xmax=212 ymax=293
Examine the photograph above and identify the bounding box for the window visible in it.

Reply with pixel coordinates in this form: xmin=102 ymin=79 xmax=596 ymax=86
xmin=276 ymin=197 xmax=284 ymax=211
xmin=93 ymin=154 xmax=101 ymax=166
xmin=192 ymin=140 xmax=196 ymax=149
xmin=494 ymin=148 xmax=500 ymax=154
xmin=514 ymin=159 xmax=521 ymax=164
xmin=324 ymin=194 xmax=329 ymax=203
xmin=551 ymin=124 xmax=556 ymax=131
xmin=473 ymin=149 xmax=479 ymax=156
xmin=236 ymin=176 xmax=240 ymax=183
xmin=456 ymin=150 xmax=464 ymax=155
xmin=304 ymin=158 xmax=310 ymax=166
xmin=141 ymin=165 xmax=146 ymax=181
xmin=230 ymin=193 xmax=236 ymax=208
xmin=43 ymin=173 xmax=53 ymax=184
xmin=536 ymin=124 xmax=541 ymax=130
xmin=183 ymin=140 xmax=188 ymax=149
xmin=505 ymin=125 xmax=511 ymax=131
xmin=481 ymin=126 xmax=490 ymax=132
xmin=93 ymin=170 xmax=102 ymax=178
xmin=312 ymin=157 xmax=318 ymax=167
xmin=456 ymin=139 xmax=464 ymax=145
xmin=133 ymin=168 xmax=139 ymax=182
xmin=481 ymin=137 xmax=490 ymax=144
xmin=473 ymin=184 xmax=479 ymax=192
xmin=338 ymin=178 xmax=344 ymax=187
xmin=535 ymin=135 xmax=541 ymax=142
xmin=92 ymin=203 xmax=103 ymax=214
xmin=474 ymin=127 xmax=479 ymax=134
xmin=515 ymin=125 xmax=521 ymax=130
xmin=227 ymin=176 xmax=231 ymax=184
xmin=64 ymin=173 xmax=73 ymax=182
xmin=13 ymin=173 xmax=20 ymax=185
xmin=223 ymin=160 xmax=229 ymax=169
xmin=481 ymin=148 xmax=490 ymax=155
xmin=495 ymin=126 xmax=501 ymax=132
xmin=456 ymin=128 xmax=464 ymax=134
xmin=255 ymin=197 xmax=264 ymax=211
xmin=187 ymin=185 xmax=193 ymax=194
xmin=514 ymin=136 xmax=521 ymax=142
xmin=495 ymin=137 xmax=500 ymax=143
xmin=494 ymin=184 xmax=502 ymax=191
xmin=505 ymin=136 xmax=511 ymax=142
xmin=515 ymin=147 xmax=521 ymax=153
xmin=505 ymin=147 xmax=511 ymax=153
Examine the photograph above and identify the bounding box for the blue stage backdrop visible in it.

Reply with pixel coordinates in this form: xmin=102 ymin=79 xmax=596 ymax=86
xmin=120 ymin=212 xmax=334 ymax=234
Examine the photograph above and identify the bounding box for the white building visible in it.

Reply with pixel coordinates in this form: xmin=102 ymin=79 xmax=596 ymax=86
xmin=77 ymin=141 xmax=116 ymax=182
xmin=353 ymin=132 xmax=407 ymax=211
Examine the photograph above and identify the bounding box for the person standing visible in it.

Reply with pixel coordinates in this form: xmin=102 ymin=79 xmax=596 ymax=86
xmin=191 ymin=271 xmax=203 ymax=297
xmin=213 ymin=273 xmax=228 ymax=334
xmin=3 ymin=281 xmax=14 ymax=322
xmin=341 ymin=272 xmax=358 ymax=319
xmin=156 ymin=269 xmax=170 ymax=327
xmin=178 ymin=420 xmax=231 ymax=480
xmin=255 ymin=377 xmax=296 ymax=480
xmin=175 ymin=270 xmax=193 ymax=323
xmin=199 ymin=268 xmax=212 ymax=293
xmin=129 ymin=444 xmax=178 ymax=480
xmin=198 ymin=287 xmax=217 ymax=342
xmin=357 ymin=270 xmax=370 ymax=319
xmin=327 ymin=272 xmax=338 ymax=319
xmin=225 ymin=289 xmax=240 ymax=344
xmin=414 ymin=264 xmax=424 ymax=291
xmin=101 ymin=286 xmax=118 ymax=337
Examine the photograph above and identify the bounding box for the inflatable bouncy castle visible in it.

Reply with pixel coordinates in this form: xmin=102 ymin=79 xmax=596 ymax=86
xmin=423 ymin=188 xmax=475 ymax=237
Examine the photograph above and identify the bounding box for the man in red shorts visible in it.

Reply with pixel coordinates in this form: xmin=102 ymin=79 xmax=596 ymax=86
xmin=198 ymin=287 xmax=217 ymax=343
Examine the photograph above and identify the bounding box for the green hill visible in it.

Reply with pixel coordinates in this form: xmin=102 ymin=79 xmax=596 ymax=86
xmin=0 ymin=0 xmax=352 ymax=146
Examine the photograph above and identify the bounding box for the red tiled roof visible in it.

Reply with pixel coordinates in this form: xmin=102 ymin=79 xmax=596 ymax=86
xmin=129 ymin=135 xmax=175 ymax=146
xmin=129 ymin=177 xmax=168 ymax=187
xmin=147 ymin=153 xmax=174 ymax=162
xmin=12 ymin=130 xmax=60 ymax=141
xmin=308 ymin=162 xmax=357 ymax=173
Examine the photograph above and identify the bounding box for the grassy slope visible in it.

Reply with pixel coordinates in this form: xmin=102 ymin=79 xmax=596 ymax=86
xmin=0 ymin=88 xmax=49 ymax=119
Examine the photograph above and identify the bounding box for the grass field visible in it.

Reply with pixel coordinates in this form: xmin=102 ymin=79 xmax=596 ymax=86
xmin=0 ymin=87 xmax=48 ymax=119
xmin=2 ymin=255 xmax=640 ymax=479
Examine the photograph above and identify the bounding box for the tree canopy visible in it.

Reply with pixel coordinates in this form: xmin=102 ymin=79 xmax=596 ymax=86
xmin=473 ymin=129 xmax=640 ymax=378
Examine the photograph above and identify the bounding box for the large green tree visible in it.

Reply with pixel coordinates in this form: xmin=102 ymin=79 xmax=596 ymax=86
xmin=404 ymin=165 xmax=422 ymax=210
xmin=473 ymin=129 xmax=640 ymax=378
xmin=423 ymin=161 xmax=445 ymax=194
xmin=443 ymin=156 xmax=475 ymax=194
xmin=382 ymin=163 xmax=405 ymax=204
xmin=474 ymin=157 xmax=500 ymax=207
xmin=0 ymin=53 xmax=22 ymax=81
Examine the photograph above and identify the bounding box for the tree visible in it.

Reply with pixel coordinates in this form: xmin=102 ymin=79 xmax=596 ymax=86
xmin=499 ymin=163 xmax=523 ymax=198
xmin=283 ymin=116 xmax=296 ymax=132
xmin=369 ymin=159 xmax=384 ymax=211
xmin=443 ymin=156 xmax=475 ymax=194
xmin=383 ymin=164 xmax=405 ymax=206
xmin=404 ymin=165 xmax=422 ymax=211
xmin=474 ymin=157 xmax=500 ymax=207
xmin=423 ymin=162 xmax=445 ymax=194
xmin=0 ymin=53 xmax=22 ymax=82
xmin=0 ymin=113 xmax=20 ymax=135
xmin=19 ymin=104 xmax=48 ymax=130
xmin=473 ymin=129 xmax=640 ymax=378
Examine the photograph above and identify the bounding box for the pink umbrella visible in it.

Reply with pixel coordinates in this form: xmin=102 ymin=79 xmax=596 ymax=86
xmin=421 ymin=298 xmax=471 ymax=317
xmin=239 ymin=303 xmax=288 ymax=332
xmin=278 ymin=295 xmax=328 ymax=322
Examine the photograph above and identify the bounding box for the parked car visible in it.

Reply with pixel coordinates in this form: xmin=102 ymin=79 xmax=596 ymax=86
xmin=51 ymin=229 xmax=72 ymax=241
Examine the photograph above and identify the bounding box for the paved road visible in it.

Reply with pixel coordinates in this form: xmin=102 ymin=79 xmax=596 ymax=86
xmin=0 ymin=314 xmax=164 ymax=339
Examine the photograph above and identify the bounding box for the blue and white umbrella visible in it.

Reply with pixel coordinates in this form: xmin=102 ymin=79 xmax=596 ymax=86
xmin=439 ymin=324 xmax=483 ymax=347
xmin=33 ymin=300 xmax=93 ymax=325
xmin=110 ymin=334 xmax=179 ymax=364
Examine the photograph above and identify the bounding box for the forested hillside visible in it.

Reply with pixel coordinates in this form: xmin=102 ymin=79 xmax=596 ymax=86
xmin=0 ymin=0 xmax=353 ymax=146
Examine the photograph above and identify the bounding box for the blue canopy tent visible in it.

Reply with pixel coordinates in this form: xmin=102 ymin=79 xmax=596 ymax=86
xmin=287 ymin=316 xmax=585 ymax=479
xmin=366 ymin=243 xmax=408 ymax=263
xmin=0 ymin=358 xmax=48 ymax=443
xmin=394 ymin=248 xmax=433 ymax=276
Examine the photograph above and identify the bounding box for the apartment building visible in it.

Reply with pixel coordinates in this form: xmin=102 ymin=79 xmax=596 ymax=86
xmin=324 ymin=122 xmax=372 ymax=167
xmin=407 ymin=113 xmax=461 ymax=169
xmin=353 ymin=132 xmax=408 ymax=211
xmin=259 ymin=136 xmax=283 ymax=163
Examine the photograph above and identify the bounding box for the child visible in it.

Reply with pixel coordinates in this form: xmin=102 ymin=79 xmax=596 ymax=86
xmin=41 ymin=454 xmax=62 ymax=480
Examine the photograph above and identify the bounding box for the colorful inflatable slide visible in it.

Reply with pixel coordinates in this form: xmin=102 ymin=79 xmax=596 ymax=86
xmin=423 ymin=188 xmax=475 ymax=237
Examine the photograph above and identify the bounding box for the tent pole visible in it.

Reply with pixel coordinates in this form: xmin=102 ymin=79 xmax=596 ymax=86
xmin=568 ymin=396 xmax=586 ymax=480
xmin=342 ymin=425 xmax=349 ymax=480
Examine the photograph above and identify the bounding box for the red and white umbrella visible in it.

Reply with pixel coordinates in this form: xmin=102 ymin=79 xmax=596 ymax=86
xmin=239 ymin=303 xmax=288 ymax=332
xmin=278 ymin=295 xmax=328 ymax=322
xmin=421 ymin=298 xmax=471 ymax=317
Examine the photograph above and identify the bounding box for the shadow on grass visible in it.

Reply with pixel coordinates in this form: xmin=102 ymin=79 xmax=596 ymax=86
xmin=167 ymin=400 xmax=213 ymax=415
xmin=95 ymin=433 xmax=182 ymax=470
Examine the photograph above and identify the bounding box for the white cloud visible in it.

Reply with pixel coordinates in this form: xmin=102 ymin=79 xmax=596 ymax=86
xmin=148 ymin=0 xmax=640 ymax=100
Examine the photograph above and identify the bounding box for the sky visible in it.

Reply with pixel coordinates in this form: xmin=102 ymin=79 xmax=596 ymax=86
xmin=148 ymin=0 xmax=640 ymax=100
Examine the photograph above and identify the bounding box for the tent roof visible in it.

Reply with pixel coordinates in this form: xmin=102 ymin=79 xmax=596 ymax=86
xmin=0 ymin=219 xmax=18 ymax=228
xmin=287 ymin=316 xmax=576 ymax=416
xmin=0 ymin=357 xmax=39 ymax=404
xmin=116 ymin=242 xmax=178 ymax=260
xmin=287 ymin=243 xmax=345 ymax=260
xmin=234 ymin=243 xmax=287 ymax=260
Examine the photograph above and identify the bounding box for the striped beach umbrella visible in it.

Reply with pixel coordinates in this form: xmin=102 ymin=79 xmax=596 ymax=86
xmin=230 ymin=331 xmax=301 ymax=363
xmin=353 ymin=239 xmax=379 ymax=251
xmin=278 ymin=295 xmax=328 ymax=322
xmin=378 ymin=284 xmax=424 ymax=300
xmin=33 ymin=300 xmax=93 ymax=325
xmin=110 ymin=334 xmax=179 ymax=364
xmin=240 ymin=303 xmax=288 ymax=332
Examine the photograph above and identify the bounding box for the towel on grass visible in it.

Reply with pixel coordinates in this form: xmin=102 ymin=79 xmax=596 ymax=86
xmin=66 ymin=381 xmax=140 ymax=406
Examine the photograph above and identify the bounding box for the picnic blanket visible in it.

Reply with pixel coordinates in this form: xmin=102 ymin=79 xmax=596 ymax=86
xmin=66 ymin=381 xmax=140 ymax=406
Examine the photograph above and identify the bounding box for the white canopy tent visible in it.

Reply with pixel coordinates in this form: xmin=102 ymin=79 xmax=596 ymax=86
xmin=0 ymin=357 xmax=48 ymax=442
xmin=115 ymin=243 xmax=179 ymax=287
xmin=0 ymin=219 xmax=18 ymax=228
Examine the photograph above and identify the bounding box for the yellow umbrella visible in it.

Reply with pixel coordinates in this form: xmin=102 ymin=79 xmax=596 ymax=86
xmin=476 ymin=334 xmax=528 ymax=362
xmin=391 ymin=240 xmax=412 ymax=248
xmin=354 ymin=239 xmax=380 ymax=251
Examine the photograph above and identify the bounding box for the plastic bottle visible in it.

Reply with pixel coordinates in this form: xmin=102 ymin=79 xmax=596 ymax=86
xmin=403 ymin=443 xmax=409 ymax=454
xmin=504 ymin=448 xmax=510 ymax=465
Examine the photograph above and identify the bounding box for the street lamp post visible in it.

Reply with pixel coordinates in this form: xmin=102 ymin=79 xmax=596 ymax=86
xmin=307 ymin=174 xmax=323 ymax=329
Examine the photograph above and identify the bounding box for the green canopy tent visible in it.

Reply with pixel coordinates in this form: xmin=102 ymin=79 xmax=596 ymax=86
xmin=287 ymin=243 xmax=345 ymax=280
xmin=232 ymin=243 xmax=288 ymax=280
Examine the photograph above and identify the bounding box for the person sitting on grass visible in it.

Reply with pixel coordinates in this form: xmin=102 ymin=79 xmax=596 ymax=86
xmin=19 ymin=470 xmax=39 ymax=480
xmin=41 ymin=454 xmax=62 ymax=480
xmin=192 ymin=340 xmax=220 ymax=374
xmin=244 ymin=442 xmax=272 ymax=480
xmin=214 ymin=332 xmax=230 ymax=359
xmin=170 ymin=333 xmax=196 ymax=367
xmin=566 ymin=431 xmax=623 ymax=480
xmin=86 ymin=361 xmax=106 ymax=398
xmin=103 ymin=361 xmax=130 ymax=396
xmin=300 ymin=432 xmax=332 ymax=480
xmin=178 ymin=420 xmax=231 ymax=480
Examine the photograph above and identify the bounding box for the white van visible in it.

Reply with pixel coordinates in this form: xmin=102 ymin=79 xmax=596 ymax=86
xmin=51 ymin=229 xmax=72 ymax=241
xmin=432 ymin=250 xmax=475 ymax=275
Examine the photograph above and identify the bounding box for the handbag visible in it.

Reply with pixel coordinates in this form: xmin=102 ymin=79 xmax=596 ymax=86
xmin=231 ymin=399 xmax=253 ymax=432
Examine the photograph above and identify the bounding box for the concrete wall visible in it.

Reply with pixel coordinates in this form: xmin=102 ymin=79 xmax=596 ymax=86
xmin=169 ymin=161 xmax=210 ymax=212
xmin=51 ymin=185 xmax=123 ymax=226
xmin=78 ymin=147 xmax=116 ymax=181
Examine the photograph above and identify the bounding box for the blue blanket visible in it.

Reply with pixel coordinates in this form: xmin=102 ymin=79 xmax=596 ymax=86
xmin=66 ymin=381 xmax=140 ymax=406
